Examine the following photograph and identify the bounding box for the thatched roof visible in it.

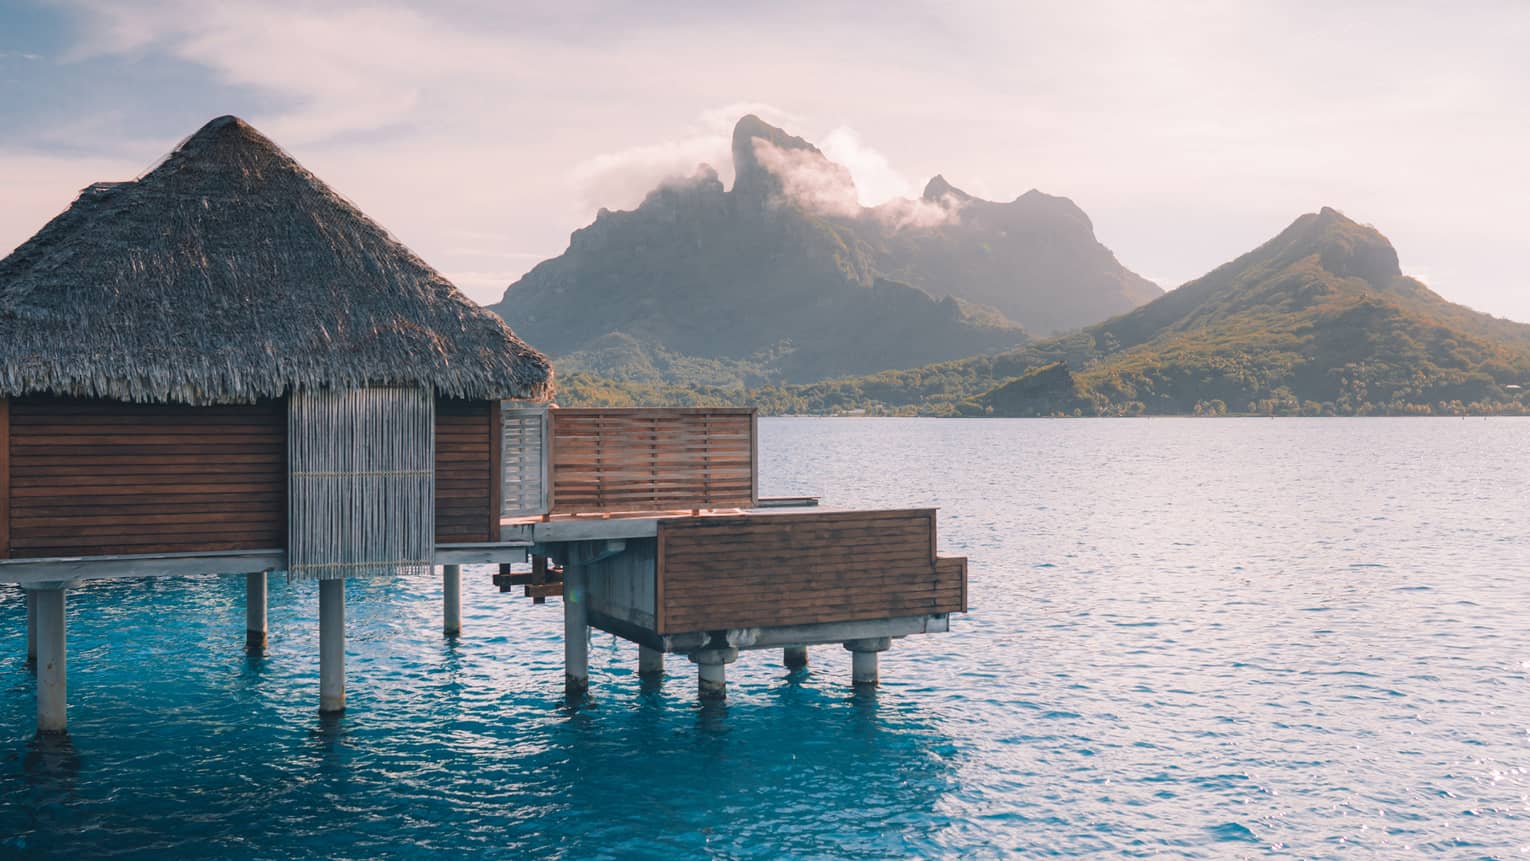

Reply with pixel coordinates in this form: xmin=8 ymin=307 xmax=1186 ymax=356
xmin=0 ymin=116 xmax=551 ymax=404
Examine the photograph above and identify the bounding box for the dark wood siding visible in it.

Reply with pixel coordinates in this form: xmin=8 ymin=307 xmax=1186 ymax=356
xmin=655 ymin=509 xmax=966 ymax=634
xmin=435 ymin=398 xmax=494 ymax=543
xmin=7 ymin=396 xmax=286 ymax=558
xmin=0 ymin=398 xmax=10 ymax=560
xmin=549 ymin=408 xmax=756 ymax=515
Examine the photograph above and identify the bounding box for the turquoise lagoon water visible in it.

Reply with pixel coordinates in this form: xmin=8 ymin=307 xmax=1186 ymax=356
xmin=2 ymin=417 xmax=1529 ymax=858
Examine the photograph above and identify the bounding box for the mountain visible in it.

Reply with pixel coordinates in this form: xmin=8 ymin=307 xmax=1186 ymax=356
xmin=867 ymin=178 xmax=1160 ymax=334
xmin=748 ymin=208 xmax=1530 ymax=416
xmin=490 ymin=115 xmax=1158 ymax=385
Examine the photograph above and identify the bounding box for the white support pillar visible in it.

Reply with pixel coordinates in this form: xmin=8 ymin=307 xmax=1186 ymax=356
xmin=563 ymin=565 xmax=588 ymax=697
xmin=843 ymin=637 xmax=892 ymax=687
xmin=33 ymin=588 xmax=67 ymax=735
xmin=319 ymin=579 xmax=345 ymax=714
xmin=26 ymin=590 xmax=38 ymax=666
xmin=245 ymin=572 xmax=268 ymax=652
xmin=442 ymin=564 xmax=462 ymax=637
xmin=783 ymin=645 xmax=809 ymax=671
xmin=638 ymin=645 xmax=664 ymax=678
xmin=689 ymin=647 xmax=738 ymax=702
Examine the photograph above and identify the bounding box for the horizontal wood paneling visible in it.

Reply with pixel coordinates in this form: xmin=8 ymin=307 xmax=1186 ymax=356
xmin=549 ymin=408 xmax=756 ymax=515
xmin=7 ymin=397 xmax=285 ymax=558
xmin=1 ymin=398 xmax=9 ymax=560
xmin=436 ymin=398 xmax=493 ymax=543
xmin=655 ymin=509 xmax=967 ymax=634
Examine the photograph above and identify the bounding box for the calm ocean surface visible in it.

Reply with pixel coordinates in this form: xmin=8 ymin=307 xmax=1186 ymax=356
xmin=2 ymin=417 xmax=1528 ymax=859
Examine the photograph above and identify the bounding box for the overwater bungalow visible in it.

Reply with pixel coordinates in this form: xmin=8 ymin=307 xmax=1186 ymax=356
xmin=0 ymin=116 xmax=967 ymax=736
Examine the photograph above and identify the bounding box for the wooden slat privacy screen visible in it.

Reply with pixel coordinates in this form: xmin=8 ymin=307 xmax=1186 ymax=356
xmin=546 ymin=408 xmax=757 ymax=516
xmin=654 ymin=509 xmax=967 ymax=634
xmin=500 ymin=405 xmax=547 ymax=518
xmin=6 ymin=397 xmax=286 ymax=558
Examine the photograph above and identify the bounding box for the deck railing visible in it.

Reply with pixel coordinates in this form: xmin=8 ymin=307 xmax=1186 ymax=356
xmin=501 ymin=406 xmax=758 ymax=517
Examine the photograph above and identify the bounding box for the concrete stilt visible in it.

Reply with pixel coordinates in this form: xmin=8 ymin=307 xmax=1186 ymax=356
xmin=245 ymin=572 xmax=268 ymax=652
xmin=26 ymin=590 xmax=38 ymax=666
xmin=689 ymin=647 xmax=738 ymax=702
xmin=783 ymin=645 xmax=809 ymax=671
xmin=843 ymin=637 xmax=892 ymax=687
xmin=33 ymin=588 xmax=67 ymax=735
xmin=319 ymin=578 xmax=345 ymax=714
xmin=563 ymin=565 xmax=588 ymax=697
xmin=638 ymin=645 xmax=664 ymax=678
xmin=442 ymin=564 xmax=462 ymax=637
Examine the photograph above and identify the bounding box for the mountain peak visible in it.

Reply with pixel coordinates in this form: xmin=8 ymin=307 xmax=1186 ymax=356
xmin=922 ymin=174 xmax=972 ymax=202
xmin=731 ymin=114 xmax=830 ymax=198
xmin=1282 ymin=207 xmax=1401 ymax=288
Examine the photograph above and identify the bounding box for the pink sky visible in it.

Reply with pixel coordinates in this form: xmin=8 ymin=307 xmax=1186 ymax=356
xmin=2 ymin=0 xmax=1527 ymax=321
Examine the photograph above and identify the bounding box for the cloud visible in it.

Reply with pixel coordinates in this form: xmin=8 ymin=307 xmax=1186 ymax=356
xmin=570 ymin=136 xmax=729 ymax=213
xmin=569 ymin=103 xmax=797 ymax=213
xmin=62 ymin=0 xmax=515 ymax=143
xmin=750 ymin=138 xmax=861 ymax=218
xmin=872 ymin=195 xmax=964 ymax=231
xmin=753 ymin=130 xmax=962 ymax=229
xmin=819 ymin=126 xmax=912 ymax=205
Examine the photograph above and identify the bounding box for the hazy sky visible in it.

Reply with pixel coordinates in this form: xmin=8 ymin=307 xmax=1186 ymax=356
xmin=2 ymin=1 xmax=1527 ymax=321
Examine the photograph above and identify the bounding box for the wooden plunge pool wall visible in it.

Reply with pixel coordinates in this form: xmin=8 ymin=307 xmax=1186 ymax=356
xmin=654 ymin=510 xmax=967 ymax=634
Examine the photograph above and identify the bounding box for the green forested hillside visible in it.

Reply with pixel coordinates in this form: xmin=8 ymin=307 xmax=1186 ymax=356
xmin=555 ymin=209 xmax=1530 ymax=416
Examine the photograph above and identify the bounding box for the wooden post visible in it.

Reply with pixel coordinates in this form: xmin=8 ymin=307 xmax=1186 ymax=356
xmin=749 ymin=408 xmax=759 ymax=509
xmin=26 ymin=589 xmax=37 ymax=665
xmin=689 ymin=646 xmax=737 ymax=702
xmin=245 ymin=572 xmax=268 ymax=652
xmin=563 ymin=564 xmax=588 ymax=698
xmin=442 ymin=564 xmax=462 ymax=636
xmin=529 ymin=554 xmax=549 ymax=605
xmin=783 ymin=645 xmax=808 ymax=671
xmin=319 ymin=579 xmax=345 ymax=713
xmin=844 ymin=637 xmax=891 ymax=687
xmin=34 ymin=588 xmax=66 ymax=734
xmin=638 ymin=645 xmax=664 ymax=678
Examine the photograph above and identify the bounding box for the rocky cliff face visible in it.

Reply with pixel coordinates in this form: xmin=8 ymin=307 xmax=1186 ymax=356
xmin=492 ymin=114 xmax=1161 ymax=384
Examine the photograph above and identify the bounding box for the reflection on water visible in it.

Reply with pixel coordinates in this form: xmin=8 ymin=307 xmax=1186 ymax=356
xmin=2 ymin=417 xmax=1529 ymax=858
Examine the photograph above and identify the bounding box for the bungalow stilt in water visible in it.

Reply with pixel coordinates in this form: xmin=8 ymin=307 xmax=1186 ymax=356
xmin=0 ymin=116 xmax=551 ymax=733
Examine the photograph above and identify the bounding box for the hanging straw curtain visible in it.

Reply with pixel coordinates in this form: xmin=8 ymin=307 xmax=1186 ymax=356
xmin=288 ymin=386 xmax=435 ymax=582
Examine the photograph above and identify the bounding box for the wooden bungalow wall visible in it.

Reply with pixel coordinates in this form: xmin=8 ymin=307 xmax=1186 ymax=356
xmin=1 ymin=395 xmax=506 ymax=560
xmin=3 ymin=397 xmax=287 ymax=558
xmin=435 ymin=398 xmax=500 ymax=544
xmin=654 ymin=509 xmax=967 ymax=634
